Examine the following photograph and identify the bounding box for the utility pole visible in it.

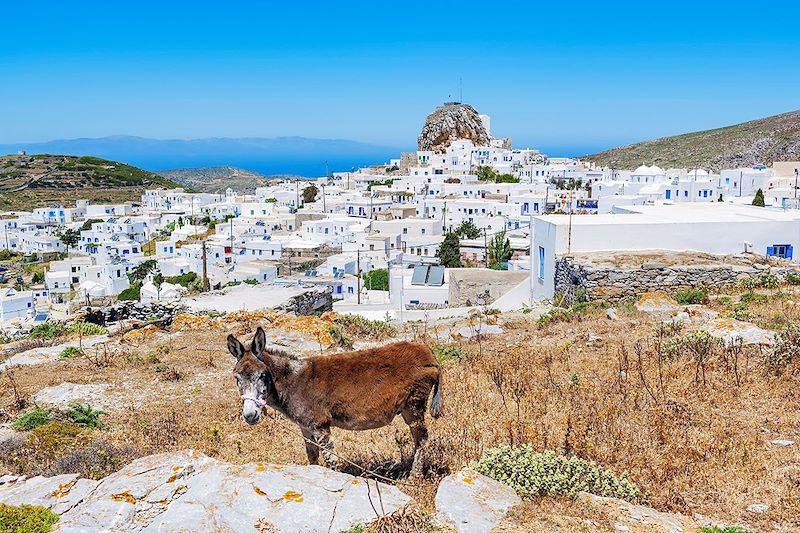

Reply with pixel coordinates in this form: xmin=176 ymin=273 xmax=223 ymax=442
xmin=229 ymin=219 xmax=234 ymax=257
xmin=483 ymin=227 xmax=488 ymax=268
xmin=325 ymin=160 xmax=329 ymax=178
xmin=321 ymin=184 xmax=326 ymax=212
xmin=567 ymin=175 xmax=574 ymax=255
xmin=356 ymin=249 xmax=361 ymax=304
xmin=201 ymin=240 xmax=209 ymax=291
xmin=295 ymin=179 xmax=300 ymax=209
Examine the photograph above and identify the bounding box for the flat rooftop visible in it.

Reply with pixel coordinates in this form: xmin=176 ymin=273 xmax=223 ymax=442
xmin=538 ymin=203 xmax=800 ymax=226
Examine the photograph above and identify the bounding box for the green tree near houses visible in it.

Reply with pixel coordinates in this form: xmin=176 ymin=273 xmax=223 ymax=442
xmin=302 ymin=184 xmax=319 ymax=204
xmin=752 ymin=188 xmax=766 ymax=207
xmin=55 ymin=227 xmax=80 ymax=253
xmin=362 ymin=268 xmax=388 ymax=291
xmin=437 ymin=231 xmax=462 ymax=268
xmin=128 ymin=259 xmax=157 ymax=283
xmin=454 ymin=220 xmax=481 ymax=240
xmin=487 ymin=229 xmax=512 ymax=268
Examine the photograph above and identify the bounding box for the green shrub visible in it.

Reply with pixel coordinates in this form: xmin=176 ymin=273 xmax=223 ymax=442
xmin=469 ymin=446 xmax=641 ymax=502
xmin=674 ymin=289 xmax=708 ymax=305
xmin=165 ymin=271 xmax=197 ymax=287
xmin=27 ymin=322 xmax=68 ymax=340
xmin=432 ymin=344 xmax=465 ymax=363
xmin=759 ymin=272 xmax=780 ymax=289
xmin=327 ymin=325 xmax=353 ymax=350
xmin=118 ymin=282 xmax=141 ymax=301
xmin=784 ymin=272 xmax=800 ymax=285
xmin=59 ymin=346 xmax=82 ymax=359
xmin=12 ymin=408 xmax=53 ymax=430
xmin=0 ymin=504 xmax=60 ymax=533
xmin=361 ymin=268 xmax=388 ymax=291
xmin=731 ymin=302 xmax=752 ymax=321
xmin=699 ymin=527 xmax=753 ymax=533
xmin=662 ymin=330 xmax=723 ymax=361
xmin=334 ymin=314 xmax=396 ymax=340
xmin=537 ymin=301 xmax=605 ymax=328
xmin=69 ymin=322 xmax=107 ymax=336
xmin=63 ymin=404 xmax=104 ymax=429
xmin=765 ymin=323 xmax=800 ymax=372
xmin=739 ymin=292 xmax=767 ymax=304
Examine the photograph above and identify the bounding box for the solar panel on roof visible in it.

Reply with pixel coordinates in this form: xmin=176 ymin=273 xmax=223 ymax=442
xmin=411 ymin=265 xmax=429 ymax=286
xmin=427 ymin=266 xmax=445 ymax=286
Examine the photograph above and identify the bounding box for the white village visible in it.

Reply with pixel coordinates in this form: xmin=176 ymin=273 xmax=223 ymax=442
xmin=1 ymin=103 xmax=799 ymax=329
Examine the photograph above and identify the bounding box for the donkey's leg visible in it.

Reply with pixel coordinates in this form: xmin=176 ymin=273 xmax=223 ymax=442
xmin=301 ymin=427 xmax=320 ymax=465
xmin=312 ymin=427 xmax=337 ymax=470
xmin=402 ymin=401 xmax=430 ymax=477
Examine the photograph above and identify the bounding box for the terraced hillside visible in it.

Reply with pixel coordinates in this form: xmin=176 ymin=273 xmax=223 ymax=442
xmin=585 ymin=109 xmax=800 ymax=171
xmin=158 ymin=166 xmax=302 ymax=193
xmin=0 ymin=154 xmax=182 ymax=210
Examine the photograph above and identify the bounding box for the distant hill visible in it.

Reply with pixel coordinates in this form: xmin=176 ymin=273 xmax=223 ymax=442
xmin=0 ymin=154 xmax=182 ymax=211
xmin=584 ymin=110 xmax=800 ymax=171
xmin=0 ymin=135 xmax=403 ymax=176
xmin=158 ymin=166 xmax=304 ymax=193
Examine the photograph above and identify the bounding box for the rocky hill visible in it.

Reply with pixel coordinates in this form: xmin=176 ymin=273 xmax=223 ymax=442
xmin=418 ymin=102 xmax=491 ymax=153
xmin=0 ymin=154 xmax=182 ymax=210
xmin=585 ymin=109 xmax=800 ymax=171
xmin=158 ymin=166 xmax=302 ymax=193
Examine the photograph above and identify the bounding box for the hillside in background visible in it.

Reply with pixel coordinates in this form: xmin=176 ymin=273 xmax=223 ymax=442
xmin=0 ymin=135 xmax=401 ymax=176
xmin=585 ymin=110 xmax=800 ymax=171
xmin=0 ymin=154 xmax=182 ymax=210
xmin=158 ymin=166 xmax=304 ymax=193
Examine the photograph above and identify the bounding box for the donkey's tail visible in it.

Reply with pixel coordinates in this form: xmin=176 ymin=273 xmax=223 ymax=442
xmin=430 ymin=370 xmax=444 ymax=418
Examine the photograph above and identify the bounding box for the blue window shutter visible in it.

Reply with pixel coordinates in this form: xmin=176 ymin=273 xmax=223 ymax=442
xmin=767 ymin=246 xmax=775 ymax=256
xmin=788 ymin=245 xmax=794 ymax=259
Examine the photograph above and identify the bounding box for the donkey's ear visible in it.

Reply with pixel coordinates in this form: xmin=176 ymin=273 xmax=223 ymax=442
xmin=251 ymin=327 xmax=267 ymax=361
xmin=227 ymin=334 xmax=246 ymax=360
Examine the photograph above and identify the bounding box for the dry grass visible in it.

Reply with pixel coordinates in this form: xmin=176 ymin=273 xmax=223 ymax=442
xmin=1 ymin=300 xmax=799 ymax=531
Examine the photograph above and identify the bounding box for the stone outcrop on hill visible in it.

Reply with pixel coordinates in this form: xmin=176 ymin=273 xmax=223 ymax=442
xmin=418 ymin=103 xmax=490 ymax=153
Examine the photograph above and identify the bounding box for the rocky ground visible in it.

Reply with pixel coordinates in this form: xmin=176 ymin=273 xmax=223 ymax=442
xmin=0 ymin=285 xmax=799 ymax=531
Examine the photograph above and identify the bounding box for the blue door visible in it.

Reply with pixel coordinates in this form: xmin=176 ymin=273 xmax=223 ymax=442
xmin=665 ymin=190 xmax=671 ymax=200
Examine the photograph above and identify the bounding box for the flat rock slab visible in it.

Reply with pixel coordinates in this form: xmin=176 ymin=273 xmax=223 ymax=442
xmin=0 ymin=473 xmax=100 ymax=515
xmin=703 ymin=317 xmax=774 ymax=345
xmin=577 ymin=492 xmax=699 ymax=533
xmin=0 ymin=335 xmax=109 ymax=371
xmin=4 ymin=449 xmax=413 ymax=532
xmin=32 ymin=382 xmax=115 ymax=410
xmin=435 ymin=468 xmax=521 ymax=533
xmin=635 ymin=292 xmax=682 ymax=314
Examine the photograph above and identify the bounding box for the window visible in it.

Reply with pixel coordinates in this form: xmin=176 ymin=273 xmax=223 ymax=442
xmin=767 ymin=244 xmax=793 ymax=259
xmin=538 ymin=246 xmax=545 ymax=280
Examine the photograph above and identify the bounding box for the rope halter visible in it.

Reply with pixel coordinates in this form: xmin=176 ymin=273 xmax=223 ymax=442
xmin=241 ymin=395 xmax=266 ymax=408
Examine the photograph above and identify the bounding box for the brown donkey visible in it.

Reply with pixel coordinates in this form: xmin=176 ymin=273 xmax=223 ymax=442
xmin=228 ymin=327 xmax=443 ymax=475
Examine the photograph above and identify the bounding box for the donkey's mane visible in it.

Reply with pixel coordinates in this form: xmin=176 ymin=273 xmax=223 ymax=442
xmin=266 ymin=347 xmax=298 ymax=360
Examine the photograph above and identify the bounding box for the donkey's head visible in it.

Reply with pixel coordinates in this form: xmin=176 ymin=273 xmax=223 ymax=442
xmin=228 ymin=326 xmax=270 ymax=425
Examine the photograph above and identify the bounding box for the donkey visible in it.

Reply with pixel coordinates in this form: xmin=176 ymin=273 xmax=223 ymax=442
xmin=228 ymin=326 xmax=443 ymax=476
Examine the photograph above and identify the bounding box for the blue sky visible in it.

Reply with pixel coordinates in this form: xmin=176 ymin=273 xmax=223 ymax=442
xmin=2 ymin=1 xmax=799 ymax=156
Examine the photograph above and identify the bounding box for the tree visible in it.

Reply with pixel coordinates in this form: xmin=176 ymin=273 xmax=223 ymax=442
xmin=177 ymin=216 xmax=184 ymax=228
xmin=302 ymin=184 xmax=319 ymax=204
xmin=487 ymin=229 xmax=512 ymax=268
xmin=718 ymin=194 xmax=724 ymax=202
xmin=437 ymin=231 xmax=462 ymax=268
xmin=454 ymin=220 xmax=481 ymax=240
xmin=475 ymin=166 xmax=498 ymax=182
xmin=55 ymin=227 xmax=80 ymax=252
xmin=152 ymin=270 xmax=165 ymax=301
xmin=129 ymin=259 xmax=157 ymax=283
xmin=362 ymin=268 xmax=388 ymax=291
xmin=752 ymin=188 xmax=765 ymax=207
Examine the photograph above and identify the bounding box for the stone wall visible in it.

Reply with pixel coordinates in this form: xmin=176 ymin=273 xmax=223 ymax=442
xmin=274 ymin=286 xmax=333 ymax=315
xmin=448 ymin=268 xmax=529 ymax=307
xmin=555 ymin=256 xmax=800 ymax=304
